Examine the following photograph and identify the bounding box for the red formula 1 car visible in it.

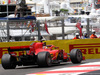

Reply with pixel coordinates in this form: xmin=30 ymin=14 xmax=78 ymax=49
xmin=1 ymin=42 xmax=85 ymax=69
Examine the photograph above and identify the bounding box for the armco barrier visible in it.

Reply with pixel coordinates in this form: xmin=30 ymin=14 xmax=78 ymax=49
xmin=0 ymin=39 xmax=100 ymax=64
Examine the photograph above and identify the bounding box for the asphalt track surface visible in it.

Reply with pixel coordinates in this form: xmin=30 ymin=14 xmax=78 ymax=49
xmin=0 ymin=59 xmax=100 ymax=75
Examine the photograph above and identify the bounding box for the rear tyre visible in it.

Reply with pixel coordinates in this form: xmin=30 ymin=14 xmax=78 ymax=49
xmin=37 ymin=52 xmax=52 ymax=67
xmin=1 ymin=54 xmax=16 ymax=69
xmin=70 ymin=49 xmax=82 ymax=64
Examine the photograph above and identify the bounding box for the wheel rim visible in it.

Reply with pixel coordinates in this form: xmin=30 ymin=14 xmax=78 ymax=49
xmin=47 ymin=56 xmax=51 ymax=65
xmin=77 ymin=51 xmax=82 ymax=61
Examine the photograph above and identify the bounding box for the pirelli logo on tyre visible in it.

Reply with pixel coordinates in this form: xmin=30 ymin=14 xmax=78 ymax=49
xmin=69 ymin=43 xmax=100 ymax=54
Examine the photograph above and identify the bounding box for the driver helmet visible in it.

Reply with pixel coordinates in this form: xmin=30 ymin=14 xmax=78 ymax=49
xmin=75 ymin=33 xmax=79 ymax=36
xmin=92 ymin=30 xmax=95 ymax=33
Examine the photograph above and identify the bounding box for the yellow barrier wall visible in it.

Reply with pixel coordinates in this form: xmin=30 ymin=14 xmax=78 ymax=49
xmin=0 ymin=41 xmax=34 ymax=64
xmin=46 ymin=39 xmax=100 ymax=59
xmin=0 ymin=39 xmax=100 ymax=64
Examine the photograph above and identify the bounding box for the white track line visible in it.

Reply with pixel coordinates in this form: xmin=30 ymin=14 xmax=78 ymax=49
xmin=27 ymin=61 xmax=100 ymax=75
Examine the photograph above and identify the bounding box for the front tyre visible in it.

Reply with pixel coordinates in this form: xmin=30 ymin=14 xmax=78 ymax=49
xmin=37 ymin=52 xmax=52 ymax=67
xmin=70 ymin=49 xmax=82 ymax=64
xmin=1 ymin=54 xmax=16 ymax=69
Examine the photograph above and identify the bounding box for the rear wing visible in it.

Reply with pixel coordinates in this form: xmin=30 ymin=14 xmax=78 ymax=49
xmin=8 ymin=46 xmax=30 ymax=52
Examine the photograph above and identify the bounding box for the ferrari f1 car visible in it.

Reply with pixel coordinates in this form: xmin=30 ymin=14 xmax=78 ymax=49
xmin=1 ymin=42 xmax=85 ymax=69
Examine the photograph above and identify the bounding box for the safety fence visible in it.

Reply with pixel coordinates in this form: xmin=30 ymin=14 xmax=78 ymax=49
xmin=0 ymin=39 xmax=100 ymax=64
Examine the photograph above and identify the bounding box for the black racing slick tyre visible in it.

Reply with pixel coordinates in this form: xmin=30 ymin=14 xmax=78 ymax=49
xmin=1 ymin=54 xmax=16 ymax=69
xmin=37 ymin=52 xmax=52 ymax=67
xmin=70 ymin=49 xmax=82 ymax=64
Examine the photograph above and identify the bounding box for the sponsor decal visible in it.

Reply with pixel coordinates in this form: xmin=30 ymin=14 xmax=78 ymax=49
xmin=69 ymin=43 xmax=100 ymax=54
xmin=0 ymin=47 xmax=26 ymax=59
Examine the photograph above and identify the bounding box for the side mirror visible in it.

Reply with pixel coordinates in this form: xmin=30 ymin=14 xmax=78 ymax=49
xmin=55 ymin=47 xmax=59 ymax=49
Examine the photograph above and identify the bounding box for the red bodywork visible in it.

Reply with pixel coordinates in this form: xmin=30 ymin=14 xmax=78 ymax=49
xmin=8 ymin=42 xmax=69 ymax=61
xmin=8 ymin=42 xmax=85 ymax=66
xmin=1 ymin=42 xmax=85 ymax=69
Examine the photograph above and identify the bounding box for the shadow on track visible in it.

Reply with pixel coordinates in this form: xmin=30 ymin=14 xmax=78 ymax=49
xmin=15 ymin=60 xmax=87 ymax=69
xmin=16 ymin=62 xmax=70 ymax=69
